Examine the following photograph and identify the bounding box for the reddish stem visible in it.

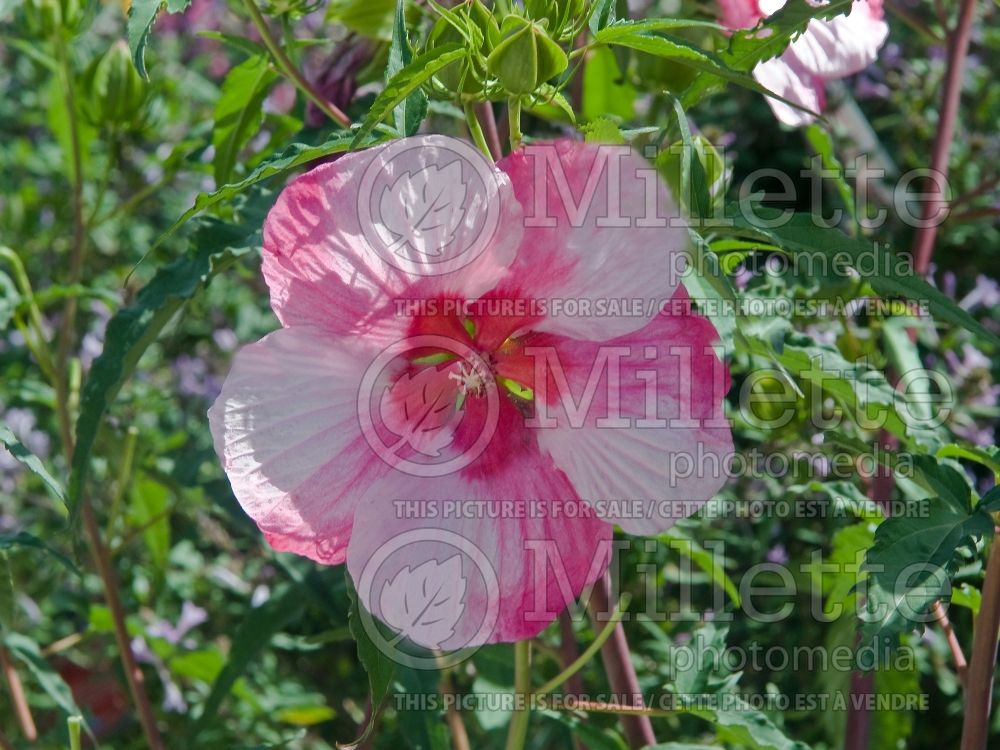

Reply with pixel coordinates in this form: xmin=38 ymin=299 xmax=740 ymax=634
xmin=960 ymin=534 xmax=1000 ymax=750
xmin=0 ymin=646 xmax=37 ymax=741
xmin=911 ymin=0 xmax=978 ymax=275
xmin=588 ymin=574 xmax=656 ymax=748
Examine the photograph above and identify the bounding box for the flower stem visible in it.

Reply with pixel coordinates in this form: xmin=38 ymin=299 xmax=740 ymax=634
xmin=508 ymin=98 xmax=523 ymax=152
xmin=589 ymin=574 xmax=656 ymax=748
xmin=240 ymin=0 xmax=351 ymax=128
xmin=960 ymin=530 xmax=1000 ymax=750
xmin=475 ymin=102 xmax=503 ymax=160
xmin=911 ymin=0 xmax=978 ymax=274
xmin=504 ymin=640 xmax=532 ymax=750
xmin=464 ymin=102 xmax=493 ymax=163
xmin=537 ymin=594 xmax=630 ymax=697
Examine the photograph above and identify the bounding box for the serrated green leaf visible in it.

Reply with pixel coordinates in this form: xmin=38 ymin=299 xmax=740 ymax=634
xmin=345 ymin=573 xmax=396 ymax=746
xmin=212 ymin=55 xmax=278 ymax=186
xmin=723 ymin=209 xmax=1000 ymax=347
xmin=0 ymin=424 xmax=67 ymax=511
xmin=69 ymin=218 xmax=260 ymax=520
xmin=859 ymin=498 xmax=994 ymax=662
xmin=351 ymin=44 xmax=465 ymax=147
xmin=187 ymin=584 xmax=306 ymax=741
xmin=127 ymin=0 xmax=162 ymax=79
xmin=148 ymin=132 xmax=362 ymax=256
xmin=388 ymin=0 xmax=427 ymax=136
xmin=686 ymin=700 xmax=810 ymax=749
xmin=596 ymin=29 xmax=814 ymax=119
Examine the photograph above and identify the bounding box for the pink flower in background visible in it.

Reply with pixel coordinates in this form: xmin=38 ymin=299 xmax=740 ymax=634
xmin=718 ymin=0 xmax=889 ymax=126
xmin=209 ymin=135 xmax=732 ymax=649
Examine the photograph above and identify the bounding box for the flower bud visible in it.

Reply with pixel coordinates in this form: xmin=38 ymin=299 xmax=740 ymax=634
xmin=486 ymin=15 xmax=568 ymax=96
xmin=428 ymin=0 xmax=499 ymax=95
xmin=522 ymin=0 xmax=583 ymax=38
xmin=81 ymin=40 xmax=147 ymax=126
xmin=23 ymin=0 xmax=83 ymax=36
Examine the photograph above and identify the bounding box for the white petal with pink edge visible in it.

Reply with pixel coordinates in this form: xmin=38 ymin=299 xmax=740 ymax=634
xmin=208 ymin=326 xmax=387 ymax=565
xmin=788 ymin=1 xmax=889 ymax=79
xmin=262 ymin=135 xmax=523 ymax=343
xmin=498 ymin=140 xmax=688 ymax=341
xmin=753 ymin=53 xmax=824 ymax=127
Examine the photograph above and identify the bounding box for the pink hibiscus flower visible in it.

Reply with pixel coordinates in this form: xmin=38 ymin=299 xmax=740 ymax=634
xmin=718 ymin=0 xmax=889 ymax=126
xmin=209 ymin=135 xmax=733 ymax=651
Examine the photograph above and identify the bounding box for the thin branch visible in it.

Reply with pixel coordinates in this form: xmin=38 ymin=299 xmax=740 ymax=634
xmin=960 ymin=532 xmax=1000 ymax=750
xmin=241 ymin=0 xmax=352 ymax=128
xmin=911 ymin=0 xmax=978 ymax=275
xmin=81 ymin=501 xmax=165 ymax=750
xmin=475 ymin=102 xmax=503 ymax=161
xmin=932 ymin=600 xmax=968 ymax=685
xmin=0 ymin=646 xmax=38 ymax=741
xmin=588 ymin=574 xmax=657 ymax=749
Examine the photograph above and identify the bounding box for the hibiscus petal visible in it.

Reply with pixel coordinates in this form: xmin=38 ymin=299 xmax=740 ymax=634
xmin=208 ymin=326 xmax=387 ymax=565
xmin=788 ymin=0 xmax=889 ymax=79
xmin=525 ymin=289 xmax=734 ymax=535
xmin=497 ymin=140 xmax=688 ymax=341
xmin=262 ymin=135 xmax=523 ymax=342
xmin=346 ymin=411 xmax=613 ymax=647
xmin=753 ymin=53 xmax=825 ymax=127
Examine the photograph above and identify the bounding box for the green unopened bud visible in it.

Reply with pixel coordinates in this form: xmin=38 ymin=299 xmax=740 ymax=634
xmin=428 ymin=0 xmax=499 ymax=95
xmin=523 ymin=0 xmax=584 ymax=38
xmin=23 ymin=0 xmax=82 ymax=36
xmin=486 ymin=16 xmax=567 ymax=96
xmin=82 ymin=41 xmax=147 ymax=126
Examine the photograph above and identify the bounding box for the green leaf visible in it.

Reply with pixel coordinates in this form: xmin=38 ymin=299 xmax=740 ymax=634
xmin=3 ymin=633 xmax=88 ymax=723
xmin=351 ymin=44 xmax=466 ymax=147
xmin=595 ymin=29 xmax=813 ymax=118
xmin=345 ymin=573 xmax=395 ymax=746
xmin=541 ymin=709 xmax=629 ymax=750
xmin=69 ymin=218 xmax=260 ymax=520
xmin=686 ymin=700 xmax=810 ymax=749
xmin=582 ymin=46 xmax=635 ymax=122
xmin=148 ymin=132 xmax=362 ymax=256
xmin=212 ymin=55 xmax=278 ymax=186
xmin=804 ymin=124 xmax=857 ymax=225
xmin=327 ymin=0 xmax=395 ymax=39
xmin=667 ymin=96 xmax=710 ymax=219
xmin=859 ymin=497 xmax=994 ymax=663
xmin=388 ymin=0 xmax=427 ymax=136
xmin=127 ymin=0 xmax=162 ymax=79
xmin=723 ymin=209 xmax=1000 ymax=347
xmin=0 ymin=532 xmax=80 ymax=577
xmin=187 ymin=584 xmax=307 ymax=741
xmin=741 ymin=332 xmax=911 ymax=442
xmin=662 ymin=531 xmax=740 ymax=607
xmin=394 ymin=665 xmax=449 ymax=750
xmin=129 ymin=477 xmax=171 ymax=572
xmin=0 ymin=423 xmax=67 ymax=511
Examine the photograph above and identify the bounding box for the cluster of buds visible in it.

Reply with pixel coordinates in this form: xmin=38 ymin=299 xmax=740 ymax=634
xmin=425 ymin=0 xmax=585 ymax=102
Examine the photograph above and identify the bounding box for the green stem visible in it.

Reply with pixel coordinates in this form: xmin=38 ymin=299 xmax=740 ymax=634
xmin=508 ymin=97 xmax=523 ymax=152
xmin=67 ymin=716 xmax=82 ymax=750
xmin=53 ymin=37 xmax=86 ymax=457
xmin=240 ymin=0 xmax=351 ymax=128
xmin=504 ymin=640 xmax=532 ymax=750
xmin=464 ymin=102 xmax=493 ymax=163
xmin=537 ymin=594 xmax=630 ymax=697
